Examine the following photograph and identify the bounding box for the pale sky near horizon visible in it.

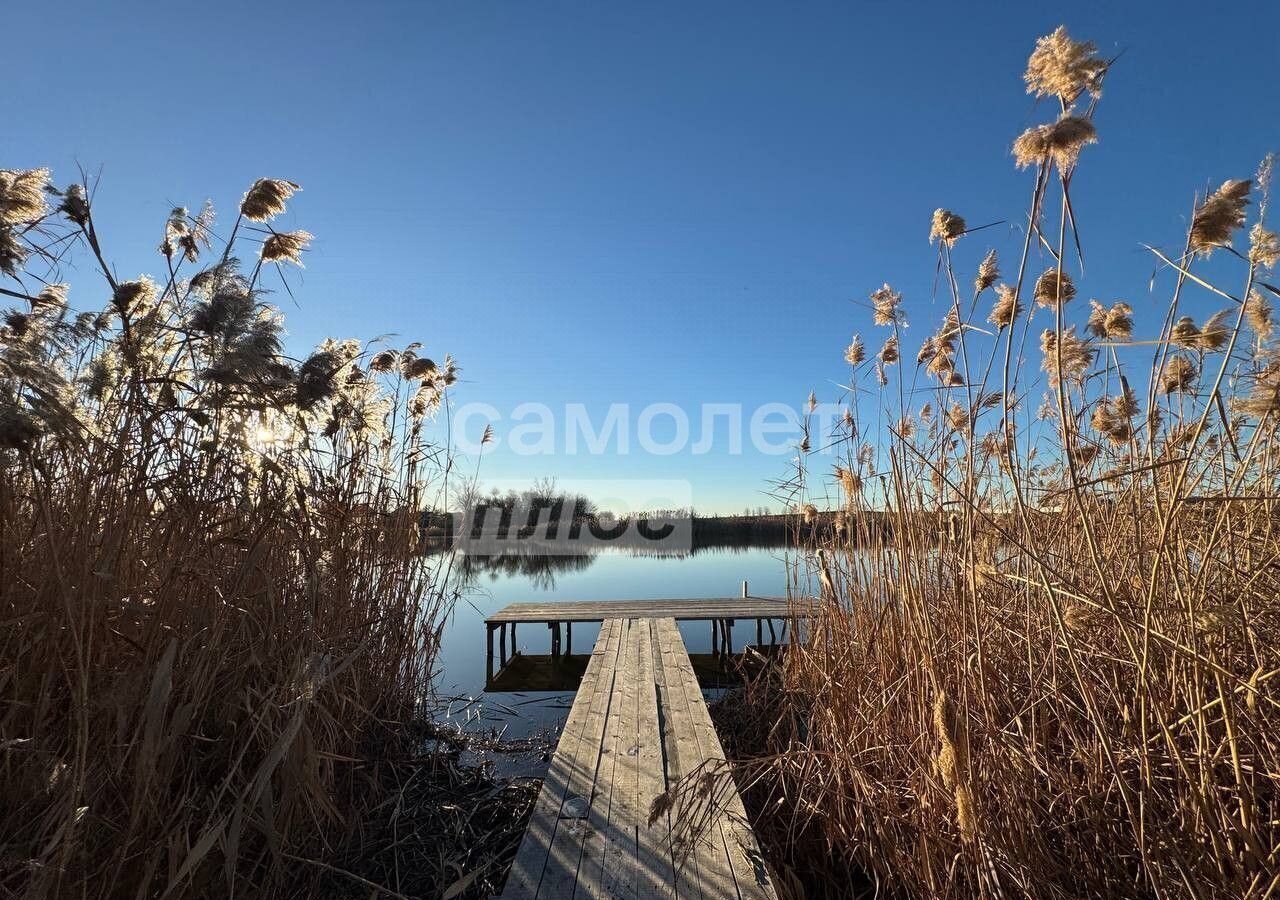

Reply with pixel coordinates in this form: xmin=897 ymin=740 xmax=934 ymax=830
xmin=5 ymin=1 xmax=1279 ymax=513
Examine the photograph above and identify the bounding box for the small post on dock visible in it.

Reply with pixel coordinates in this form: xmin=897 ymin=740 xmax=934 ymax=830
xmin=741 ymin=580 xmax=748 ymax=599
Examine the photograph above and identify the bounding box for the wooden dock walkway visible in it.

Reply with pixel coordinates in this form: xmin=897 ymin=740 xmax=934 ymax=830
xmin=496 ymin=616 xmax=778 ymax=899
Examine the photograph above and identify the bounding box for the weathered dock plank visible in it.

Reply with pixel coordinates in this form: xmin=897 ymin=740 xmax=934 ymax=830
xmin=502 ymin=619 xmax=623 ymax=899
xmin=584 ymin=618 xmax=641 ymax=899
xmin=651 ymin=618 xmax=739 ymax=899
xmin=634 ymin=621 xmax=676 ymax=900
xmin=653 ymin=618 xmax=775 ymax=899
xmin=650 ymin=622 xmax=707 ymax=900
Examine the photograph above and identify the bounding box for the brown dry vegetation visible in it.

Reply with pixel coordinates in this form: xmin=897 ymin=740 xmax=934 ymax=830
xmin=0 ymin=174 xmax=517 ymax=897
xmin=719 ymin=27 xmax=1280 ymax=900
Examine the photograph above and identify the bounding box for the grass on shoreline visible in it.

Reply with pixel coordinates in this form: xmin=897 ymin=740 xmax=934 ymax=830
xmin=712 ymin=26 xmax=1280 ymax=900
xmin=0 ymin=173 xmax=517 ymax=898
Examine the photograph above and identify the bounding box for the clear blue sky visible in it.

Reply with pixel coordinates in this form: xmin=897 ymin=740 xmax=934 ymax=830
xmin=5 ymin=1 xmax=1278 ymax=513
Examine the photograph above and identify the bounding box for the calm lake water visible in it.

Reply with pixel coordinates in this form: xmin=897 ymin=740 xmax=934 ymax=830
xmin=428 ymin=545 xmax=800 ymax=768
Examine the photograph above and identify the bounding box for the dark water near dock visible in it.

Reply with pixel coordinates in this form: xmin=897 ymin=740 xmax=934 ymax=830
xmin=428 ymin=545 xmax=800 ymax=775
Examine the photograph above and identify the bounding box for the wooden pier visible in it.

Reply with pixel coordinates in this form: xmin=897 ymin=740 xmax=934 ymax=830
xmin=484 ymin=592 xmax=795 ymax=683
xmin=496 ymin=616 xmax=779 ymax=899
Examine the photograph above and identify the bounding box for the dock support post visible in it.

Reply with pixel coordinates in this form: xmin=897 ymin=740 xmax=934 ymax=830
xmin=510 ymin=623 xmax=517 ymax=659
xmin=499 ymin=623 xmax=507 ymax=667
xmin=767 ymin=617 xmax=777 ymax=644
xmin=756 ymin=618 xmax=763 ymax=647
xmin=486 ymin=623 xmax=495 ymax=681
xmin=550 ymin=621 xmax=561 ymax=660
xmin=565 ymin=622 xmax=572 ymax=656
xmin=711 ymin=619 xmax=720 ymax=657
xmin=723 ymin=619 xmax=733 ymax=655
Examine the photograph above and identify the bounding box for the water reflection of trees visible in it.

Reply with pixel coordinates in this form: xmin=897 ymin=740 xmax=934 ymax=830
xmin=457 ymin=551 xmax=598 ymax=592
xmin=449 ymin=536 xmax=792 ymax=592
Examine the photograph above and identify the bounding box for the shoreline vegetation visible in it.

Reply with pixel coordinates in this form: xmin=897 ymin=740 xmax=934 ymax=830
xmin=0 ymin=175 xmax=527 ymax=897
xmin=421 ymin=477 xmax=921 ymax=550
xmin=426 ymin=507 xmax=898 ymax=549
xmin=702 ymin=26 xmax=1280 ymax=900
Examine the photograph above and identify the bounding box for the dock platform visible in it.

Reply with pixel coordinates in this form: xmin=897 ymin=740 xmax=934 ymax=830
xmin=484 ymin=595 xmax=797 ymax=680
xmin=496 ymin=616 xmax=777 ymax=899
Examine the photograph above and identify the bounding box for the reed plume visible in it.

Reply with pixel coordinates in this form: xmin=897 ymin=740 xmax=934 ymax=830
xmin=871 ymin=283 xmax=904 ymax=326
xmin=930 ymin=208 xmax=966 ymax=245
xmin=844 ymin=333 xmax=866 ymax=366
xmin=1023 ymin=26 xmax=1106 ymax=105
xmin=260 ymin=228 xmax=313 ymax=265
xmin=974 ymin=249 xmax=999 ymax=293
xmin=240 ymin=177 xmax=300 ymax=221
xmin=1190 ymin=179 xmax=1251 ymax=255
xmin=1033 ymin=268 xmax=1076 ymax=307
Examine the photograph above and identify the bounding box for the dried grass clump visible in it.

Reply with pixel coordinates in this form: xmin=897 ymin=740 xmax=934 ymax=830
xmin=930 ymin=208 xmax=967 ymax=246
xmin=1246 ymin=290 xmax=1274 ymax=340
xmin=1190 ymin=179 xmax=1251 ymax=255
xmin=834 ymin=464 xmax=861 ymax=499
xmin=0 ymin=167 xmax=50 ymax=224
xmin=989 ymin=283 xmax=1021 ymax=329
xmin=1091 ymin=387 xmax=1137 ymax=444
xmin=1170 ymin=310 xmax=1231 ymax=351
xmin=974 ymin=249 xmax=999 ymax=293
xmin=1023 ymin=26 xmax=1106 ymax=105
xmin=161 ymin=203 xmax=214 ymax=262
xmin=111 ymin=277 xmax=157 ymax=316
xmin=870 ymin=283 xmax=904 ymax=326
xmin=878 ymin=333 xmax=899 ymax=365
xmin=1040 ymin=325 xmax=1093 ymax=387
xmin=369 ymin=348 xmax=397 ymax=372
xmin=1 ymin=174 xmax=471 ymax=899
xmin=260 ymin=228 xmax=313 ymax=265
xmin=714 ymin=28 xmax=1280 ymax=900
xmin=1 ymin=168 xmax=54 ymax=277
xmin=1161 ymin=354 xmax=1198 ymax=393
xmin=1086 ymin=299 xmax=1134 ymax=339
xmin=240 ymin=177 xmax=300 ymax=221
xmin=1033 ymin=268 xmax=1076 ymax=307
xmin=920 ymin=308 xmax=962 ymax=383
xmin=1013 ymin=116 xmax=1098 ymax=170
xmin=844 ymin=333 xmax=866 ymax=366
xmin=404 ymin=354 xmax=439 ymax=380
xmin=1250 ymin=223 xmax=1280 ymax=268
xmin=0 ymin=229 xmax=27 ymax=276
xmin=1233 ymin=366 xmax=1280 ymax=416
